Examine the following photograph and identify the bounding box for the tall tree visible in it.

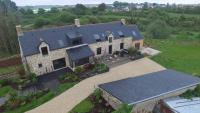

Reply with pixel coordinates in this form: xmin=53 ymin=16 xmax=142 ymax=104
xmin=0 ymin=0 xmax=19 ymax=56
xmin=38 ymin=8 xmax=45 ymax=15
xmin=98 ymin=3 xmax=106 ymax=12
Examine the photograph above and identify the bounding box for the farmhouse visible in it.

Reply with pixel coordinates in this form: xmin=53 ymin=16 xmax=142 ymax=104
xmin=17 ymin=19 xmax=144 ymax=75
xmin=99 ymin=69 xmax=200 ymax=113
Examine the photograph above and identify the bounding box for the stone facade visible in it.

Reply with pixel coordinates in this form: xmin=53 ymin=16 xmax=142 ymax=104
xmin=22 ymin=37 xmax=144 ymax=75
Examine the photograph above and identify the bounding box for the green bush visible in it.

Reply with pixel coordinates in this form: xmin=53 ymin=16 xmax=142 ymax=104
xmin=59 ymin=73 xmax=80 ymax=82
xmin=93 ymin=89 xmax=103 ymax=103
xmin=0 ymin=79 xmax=9 ymax=86
xmin=74 ymin=66 xmax=85 ymax=75
xmin=29 ymin=73 xmax=38 ymax=83
xmin=128 ymin=47 xmax=137 ymax=56
xmin=93 ymin=63 xmax=109 ymax=74
xmin=181 ymin=85 xmax=200 ymax=99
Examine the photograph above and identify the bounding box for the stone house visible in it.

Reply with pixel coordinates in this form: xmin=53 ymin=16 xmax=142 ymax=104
xmin=99 ymin=69 xmax=200 ymax=113
xmin=17 ymin=19 xmax=144 ymax=75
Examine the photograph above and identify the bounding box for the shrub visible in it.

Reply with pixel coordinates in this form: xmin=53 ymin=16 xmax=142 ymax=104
xmin=28 ymin=73 xmax=38 ymax=83
xmin=93 ymin=63 xmax=109 ymax=74
xmin=0 ymin=79 xmax=9 ymax=87
xmin=128 ymin=47 xmax=137 ymax=56
xmin=65 ymin=73 xmax=80 ymax=82
xmin=83 ymin=63 xmax=94 ymax=71
xmin=74 ymin=66 xmax=85 ymax=75
xmin=93 ymin=89 xmax=103 ymax=102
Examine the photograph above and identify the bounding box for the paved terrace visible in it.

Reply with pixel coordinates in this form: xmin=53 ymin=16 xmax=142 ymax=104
xmin=26 ymin=58 xmax=165 ymax=113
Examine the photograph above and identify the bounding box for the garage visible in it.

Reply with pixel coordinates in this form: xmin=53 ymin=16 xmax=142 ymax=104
xmin=53 ymin=58 xmax=66 ymax=70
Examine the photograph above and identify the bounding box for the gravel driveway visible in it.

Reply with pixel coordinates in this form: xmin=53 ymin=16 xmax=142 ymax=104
xmin=26 ymin=58 xmax=165 ymax=113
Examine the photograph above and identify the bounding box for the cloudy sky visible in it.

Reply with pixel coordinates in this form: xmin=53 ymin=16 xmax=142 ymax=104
xmin=13 ymin=0 xmax=199 ymax=6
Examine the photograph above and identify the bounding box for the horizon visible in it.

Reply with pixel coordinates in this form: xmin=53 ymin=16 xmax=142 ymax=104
xmin=13 ymin=0 xmax=200 ymax=6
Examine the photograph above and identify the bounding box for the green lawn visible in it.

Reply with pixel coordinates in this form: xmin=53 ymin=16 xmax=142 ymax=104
xmin=4 ymin=82 xmax=77 ymax=113
xmin=146 ymin=36 xmax=200 ymax=76
xmin=0 ymin=86 xmax=16 ymax=97
xmin=0 ymin=66 xmax=18 ymax=75
xmin=70 ymin=99 xmax=94 ymax=113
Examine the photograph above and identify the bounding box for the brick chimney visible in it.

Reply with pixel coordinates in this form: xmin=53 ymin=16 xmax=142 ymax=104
xmin=16 ymin=25 xmax=23 ymax=37
xmin=75 ymin=19 xmax=80 ymax=27
xmin=121 ymin=19 xmax=126 ymax=25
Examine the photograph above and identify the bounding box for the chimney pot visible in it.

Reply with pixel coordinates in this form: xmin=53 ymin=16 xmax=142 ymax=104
xmin=16 ymin=25 xmax=23 ymax=37
xmin=121 ymin=19 xmax=126 ymax=25
xmin=75 ymin=19 xmax=80 ymax=27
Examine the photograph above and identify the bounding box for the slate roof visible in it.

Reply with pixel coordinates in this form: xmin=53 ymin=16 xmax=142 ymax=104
xmin=19 ymin=21 xmax=143 ymax=56
xmin=66 ymin=45 xmax=94 ymax=61
xmin=99 ymin=69 xmax=200 ymax=105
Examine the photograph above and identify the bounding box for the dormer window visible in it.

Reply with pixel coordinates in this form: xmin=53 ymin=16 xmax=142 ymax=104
xmin=41 ymin=47 xmax=48 ymax=55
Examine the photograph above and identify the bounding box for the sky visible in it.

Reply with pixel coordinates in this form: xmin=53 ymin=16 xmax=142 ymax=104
xmin=13 ymin=0 xmax=200 ymax=6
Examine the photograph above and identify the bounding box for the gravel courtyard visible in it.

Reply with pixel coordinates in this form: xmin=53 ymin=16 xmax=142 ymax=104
xmin=27 ymin=58 xmax=165 ymax=113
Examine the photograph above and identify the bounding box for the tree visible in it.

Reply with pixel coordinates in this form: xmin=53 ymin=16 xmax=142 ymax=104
xmin=26 ymin=9 xmax=34 ymax=15
xmin=50 ymin=7 xmax=59 ymax=13
xmin=38 ymin=8 xmax=45 ymax=15
xmin=58 ymin=12 xmax=76 ymax=23
xmin=34 ymin=18 xmax=50 ymax=28
xmin=98 ymin=3 xmax=106 ymax=12
xmin=146 ymin=19 xmax=171 ymax=39
xmin=0 ymin=0 xmax=19 ymax=55
xmin=19 ymin=8 xmax=26 ymax=14
xmin=73 ymin=4 xmax=87 ymax=15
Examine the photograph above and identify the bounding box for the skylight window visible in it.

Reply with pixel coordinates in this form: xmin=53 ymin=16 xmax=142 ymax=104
xmin=132 ymin=31 xmax=137 ymax=37
xmin=58 ymin=40 xmax=64 ymax=47
xmin=94 ymin=34 xmax=101 ymax=42
xmin=118 ymin=31 xmax=124 ymax=37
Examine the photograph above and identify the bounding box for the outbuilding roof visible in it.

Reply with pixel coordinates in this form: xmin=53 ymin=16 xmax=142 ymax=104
xmin=19 ymin=21 xmax=143 ymax=57
xmin=99 ymin=69 xmax=200 ymax=105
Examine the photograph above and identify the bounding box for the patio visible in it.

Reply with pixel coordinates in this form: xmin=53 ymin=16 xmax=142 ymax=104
xmin=102 ymin=54 xmax=131 ymax=68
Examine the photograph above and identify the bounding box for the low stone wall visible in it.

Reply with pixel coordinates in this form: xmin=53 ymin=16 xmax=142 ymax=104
xmin=101 ymin=89 xmax=122 ymax=110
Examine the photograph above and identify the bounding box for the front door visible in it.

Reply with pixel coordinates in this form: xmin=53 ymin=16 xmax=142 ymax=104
xmin=109 ymin=45 xmax=112 ymax=54
xmin=135 ymin=43 xmax=140 ymax=49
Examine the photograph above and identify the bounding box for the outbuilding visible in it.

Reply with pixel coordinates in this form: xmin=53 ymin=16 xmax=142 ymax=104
xmin=99 ymin=69 xmax=200 ymax=113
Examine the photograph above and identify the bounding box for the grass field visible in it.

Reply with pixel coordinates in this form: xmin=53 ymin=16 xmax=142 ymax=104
xmin=146 ymin=34 xmax=200 ymax=76
xmin=70 ymin=98 xmax=94 ymax=113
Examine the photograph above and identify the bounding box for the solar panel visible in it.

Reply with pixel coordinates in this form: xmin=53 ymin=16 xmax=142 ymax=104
xmin=58 ymin=40 xmax=64 ymax=47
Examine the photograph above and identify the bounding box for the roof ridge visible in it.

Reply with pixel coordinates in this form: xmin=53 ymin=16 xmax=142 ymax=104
xmin=23 ymin=21 xmax=123 ymax=33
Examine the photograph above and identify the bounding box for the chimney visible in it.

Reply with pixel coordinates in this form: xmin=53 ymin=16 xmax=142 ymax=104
xmin=75 ymin=19 xmax=80 ymax=27
xmin=121 ymin=19 xmax=126 ymax=25
xmin=16 ymin=25 xmax=23 ymax=37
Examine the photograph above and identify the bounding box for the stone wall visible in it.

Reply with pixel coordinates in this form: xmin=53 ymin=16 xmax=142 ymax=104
xmin=23 ymin=38 xmax=144 ymax=76
xmin=101 ymin=89 xmax=122 ymax=110
xmin=25 ymin=42 xmax=69 ymax=75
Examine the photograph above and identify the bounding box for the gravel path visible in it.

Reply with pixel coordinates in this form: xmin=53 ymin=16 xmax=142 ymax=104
xmin=26 ymin=58 xmax=165 ymax=113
